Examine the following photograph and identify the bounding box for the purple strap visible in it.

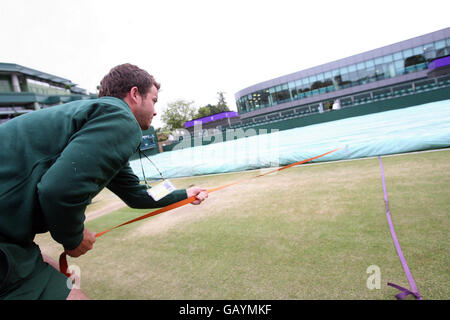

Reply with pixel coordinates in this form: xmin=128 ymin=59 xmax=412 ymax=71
xmin=378 ymin=156 xmax=422 ymax=300
xmin=387 ymin=282 xmax=422 ymax=300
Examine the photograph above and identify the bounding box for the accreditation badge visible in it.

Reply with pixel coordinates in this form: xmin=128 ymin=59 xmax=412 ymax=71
xmin=147 ymin=179 xmax=176 ymax=201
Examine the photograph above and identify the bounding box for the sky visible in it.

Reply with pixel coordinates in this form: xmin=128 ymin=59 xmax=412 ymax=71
xmin=1 ymin=0 xmax=449 ymax=129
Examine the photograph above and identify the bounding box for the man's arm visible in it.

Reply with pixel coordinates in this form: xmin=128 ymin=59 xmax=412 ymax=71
xmin=107 ymin=164 xmax=208 ymax=208
xmin=37 ymin=104 xmax=141 ymax=251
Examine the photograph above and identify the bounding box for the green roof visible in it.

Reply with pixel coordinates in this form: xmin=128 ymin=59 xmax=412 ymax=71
xmin=0 ymin=62 xmax=76 ymax=87
xmin=0 ymin=92 xmax=95 ymax=105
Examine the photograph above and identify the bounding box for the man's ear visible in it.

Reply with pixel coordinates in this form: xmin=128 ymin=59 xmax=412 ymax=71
xmin=129 ymin=86 xmax=140 ymax=102
xmin=123 ymin=86 xmax=140 ymax=110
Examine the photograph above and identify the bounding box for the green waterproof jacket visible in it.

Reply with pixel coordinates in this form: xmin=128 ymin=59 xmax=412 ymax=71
xmin=0 ymin=97 xmax=187 ymax=251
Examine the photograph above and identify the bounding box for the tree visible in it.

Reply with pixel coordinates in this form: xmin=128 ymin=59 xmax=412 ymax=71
xmin=161 ymin=99 xmax=197 ymax=131
xmin=193 ymin=92 xmax=230 ymax=119
xmin=155 ymin=127 xmax=170 ymax=142
xmin=196 ymin=104 xmax=214 ymax=119
xmin=216 ymin=91 xmax=230 ymax=113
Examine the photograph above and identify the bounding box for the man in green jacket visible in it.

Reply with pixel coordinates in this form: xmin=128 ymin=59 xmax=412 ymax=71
xmin=0 ymin=63 xmax=208 ymax=300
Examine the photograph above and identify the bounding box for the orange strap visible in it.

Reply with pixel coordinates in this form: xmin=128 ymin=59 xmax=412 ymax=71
xmin=59 ymin=147 xmax=342 ymax=277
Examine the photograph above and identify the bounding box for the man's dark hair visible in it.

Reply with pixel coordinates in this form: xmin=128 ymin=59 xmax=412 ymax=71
xmin=98 ymin=63 xmax=160 ymax=99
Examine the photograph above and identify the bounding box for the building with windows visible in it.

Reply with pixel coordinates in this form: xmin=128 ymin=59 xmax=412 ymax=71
xmin=233 ymin=27 xmax=450 ymax=129
xmin=0 ymin=63 xmax=97 ymax=124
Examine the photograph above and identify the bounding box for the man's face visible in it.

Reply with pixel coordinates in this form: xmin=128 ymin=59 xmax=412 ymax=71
xmin=136 ymin=85 xmax=158 ymax=130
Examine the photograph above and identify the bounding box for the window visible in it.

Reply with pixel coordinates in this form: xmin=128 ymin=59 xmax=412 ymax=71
xmin=435 ymin=40 xmax=445 ymax=49
xmin=354 ymin=92 xmax=371 ymax=103
xmin=388 ymin=63 xmax=396 ymax=78
xmin=366 ymin=66 xmax=376 ymax=82
xmin=290 ymin=87 xmax=298 ymax=100
xmin=348 ymin=70 xmax=359 ymax=84
xmin=310 ymin=104 xmax=320 ymax=113
xmin=26 ymin=78 xmax=69 ymax=95
xmin=288 ymin=81 xmax=297 ymax=100
xmin=374 ymin=57 xmax=383 ymax=65
xmin=301 ymin=83 xmax=311 ymax=97
xmin=375 ymin=65 xmax=385 ymax=80
xmin=402 ymin=49 xmax=413 ymax=59
xmin=238 ymin=98 xmax=246 ymax=113
xmin=260 ymin=90 xmax=270 ymax=107
xmin=266 ymin=87 xmax=275 ymax=106
xmin=0 ymin=76 xmax=12 ymax=92
xmin=394 ymin=60 xmax=404 ymax=75
xmin=436 ymin=46 xmax=448 ymax=58
xmin=423 ymin=43 xmax=436 ymax=61
xmin=413 ymin=46 xmax=423 ymax=55
xmin=393 ymin=52 xmax=403 ymax=61
xmin=383 ymin=55 xmax=393 ymax=63
xmin=273 ymin=84 xmax=290 ymax=104
xmin=365 ymin=60 xmax=374 ymax=68
xmin=356 ymin=68 xmax=369 ymax=84
xmin=423 ymin=43 xmax=434 ymax=52
xmin=323 ymin=72 xmax=334 ymax=91
xmin=340 ymin=72 xmax=352 ymax=88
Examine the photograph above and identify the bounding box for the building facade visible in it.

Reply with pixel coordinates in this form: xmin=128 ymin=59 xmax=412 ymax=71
xmin=0 ymin=63 xmax=97 ymax=124
xmin=234 ymin=28 xmax=450 ymax=127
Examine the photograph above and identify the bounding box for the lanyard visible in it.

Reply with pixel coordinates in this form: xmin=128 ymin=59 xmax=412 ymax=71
xmin=138 ymin=149 xmax=165 ymax=187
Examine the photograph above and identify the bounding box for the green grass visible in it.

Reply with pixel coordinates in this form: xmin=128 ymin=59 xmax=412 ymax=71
xmin=36 ymin=149 xmax=450 ymax=299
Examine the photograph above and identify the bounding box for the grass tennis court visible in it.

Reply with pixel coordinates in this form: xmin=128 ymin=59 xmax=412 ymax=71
xmin=35 ymin=149 xmax=450 ymax=299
